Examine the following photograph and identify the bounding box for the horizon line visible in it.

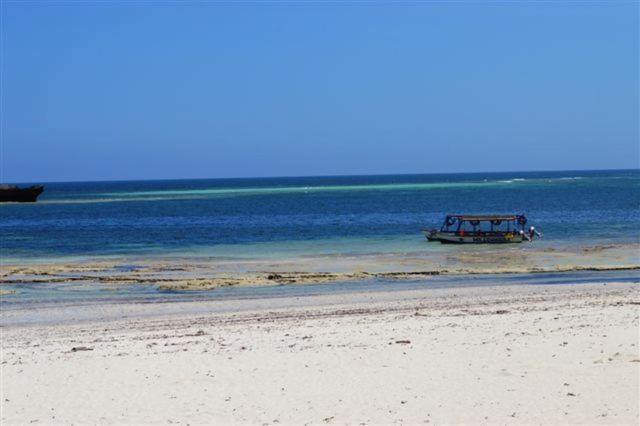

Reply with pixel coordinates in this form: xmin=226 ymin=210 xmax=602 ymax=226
xmin=4 ymin=167 xmax=639 ymax=185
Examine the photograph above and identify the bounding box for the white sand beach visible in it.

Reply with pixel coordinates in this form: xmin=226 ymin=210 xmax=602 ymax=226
xmin=1 ymin=281 xmax=638 ymax=425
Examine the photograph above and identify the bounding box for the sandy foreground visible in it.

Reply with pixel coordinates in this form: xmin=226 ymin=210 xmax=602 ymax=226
xmin=1 ymin=282 xmax=639 ymax=425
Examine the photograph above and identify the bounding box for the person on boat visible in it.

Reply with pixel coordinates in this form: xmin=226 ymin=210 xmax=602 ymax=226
xmin=519 ymin=229 xmax=530 ymax=241
xmin=528 ymin=226 xmax=542 ymax=241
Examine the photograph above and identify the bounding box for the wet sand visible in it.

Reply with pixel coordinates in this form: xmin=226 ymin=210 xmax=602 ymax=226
xmin=1 ymin=281 xmax=638 ymax=425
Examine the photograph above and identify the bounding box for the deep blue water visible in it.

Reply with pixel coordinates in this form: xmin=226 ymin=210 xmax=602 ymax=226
xmin=1 ymin=169 xmax=639 ymax=261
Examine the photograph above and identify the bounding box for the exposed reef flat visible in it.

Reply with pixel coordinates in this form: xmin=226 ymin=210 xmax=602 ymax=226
xmin=1 ymin=243 xmax=638 ymax=291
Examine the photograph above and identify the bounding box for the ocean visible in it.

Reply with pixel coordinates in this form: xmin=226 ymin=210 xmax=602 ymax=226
xmin=1 ymin=169 xmax=639 ymax=263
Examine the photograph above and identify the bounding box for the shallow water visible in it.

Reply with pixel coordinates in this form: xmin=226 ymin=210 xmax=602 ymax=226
xmin=1 ymin=270 xmax=637 ymax=326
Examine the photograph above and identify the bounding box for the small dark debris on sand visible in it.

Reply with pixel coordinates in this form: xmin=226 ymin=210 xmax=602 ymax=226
xmin=70 ymin=347 xmax=93 ymax=352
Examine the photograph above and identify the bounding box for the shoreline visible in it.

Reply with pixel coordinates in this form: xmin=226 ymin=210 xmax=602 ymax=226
xmin=2 ymin=241 xmax=638 ymax=291
xmin=1 ymin=269 xmax=638 ymax=328
xmin=1 ymin=281 xmax=638 ymax=424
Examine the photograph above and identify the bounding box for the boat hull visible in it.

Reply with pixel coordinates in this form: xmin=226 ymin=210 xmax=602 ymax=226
xmin=424 ymin=230 xmax=524 ymax=244
xmin=0 ymin=185 xmax=44 ymax=202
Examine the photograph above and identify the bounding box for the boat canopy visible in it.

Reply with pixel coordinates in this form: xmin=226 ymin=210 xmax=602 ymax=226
xmin=446 ymin=214 xmax=520 ymax=221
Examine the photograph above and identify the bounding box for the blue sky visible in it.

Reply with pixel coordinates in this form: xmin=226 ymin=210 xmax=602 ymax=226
xmin=1 ymin=2 xmax=638 ymax=182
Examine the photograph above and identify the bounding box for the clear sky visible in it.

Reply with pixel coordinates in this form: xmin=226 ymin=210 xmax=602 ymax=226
xmin=1 ymin=1 xmax=638 ymax=182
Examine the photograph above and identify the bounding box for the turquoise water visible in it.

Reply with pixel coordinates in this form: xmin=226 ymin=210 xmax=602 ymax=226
xmin=1 ymin=169 xmax=639 ymax=262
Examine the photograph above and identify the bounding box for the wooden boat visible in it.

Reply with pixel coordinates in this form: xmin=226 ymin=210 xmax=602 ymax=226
xmin=423 ymin=214 xmax=529 ymax=244
xmin=0 ymin=185 xmax=44 ymax=202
